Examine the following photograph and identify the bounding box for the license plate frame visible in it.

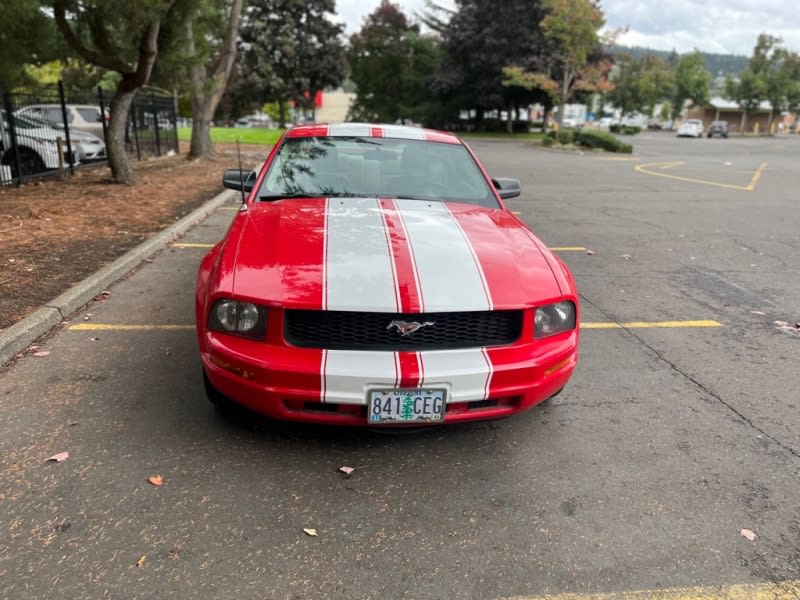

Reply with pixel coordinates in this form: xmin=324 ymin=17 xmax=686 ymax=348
xmin=367 ymin=388 xmax=446 ymax=424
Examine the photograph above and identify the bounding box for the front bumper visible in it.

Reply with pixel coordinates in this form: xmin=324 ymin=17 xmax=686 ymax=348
xmin=200 ymin=329 xmax=578 ymax=426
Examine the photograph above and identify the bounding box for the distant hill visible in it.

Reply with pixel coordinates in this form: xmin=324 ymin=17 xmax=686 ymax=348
xmin=607 ymin=44 xmax=749 ymax=78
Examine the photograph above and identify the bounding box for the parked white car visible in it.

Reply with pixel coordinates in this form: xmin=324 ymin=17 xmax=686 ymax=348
xmin=19 ymin=113 xmax=106 ymax=162
xmin=677 ymin=119 xmax=704 ymax=138
xmin=1 ymin=110 xmax=77 ymax=178
xmin=16 ymin=104 xmax=107 ymax=137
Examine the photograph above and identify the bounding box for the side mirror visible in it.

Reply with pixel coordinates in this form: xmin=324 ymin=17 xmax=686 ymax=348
xmin=223 ymin=168 xmax=257 ymax=193
xmin=492 ymin=177 xmax=521 ymax=200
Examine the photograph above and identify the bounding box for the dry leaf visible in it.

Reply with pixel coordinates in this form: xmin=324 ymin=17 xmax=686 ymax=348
xmin=303 ymin=528 xmax=318 ymax=537
xmin=740 ymin=528 xmax=757 ymax=541
xmin=586 ymin=250 xmax=594 ymax=256
xmin=47 ymin=452 xmax=69 ymax=462
xmin=750 ymin=311 xmax=766 ymax=316
xmin=136 ymin=555 xmax=147 ymax=567
xmin=147 ymin=475 xmax=164 ymax=487
xmin=33 ymin=351 xmax=50 ymax=357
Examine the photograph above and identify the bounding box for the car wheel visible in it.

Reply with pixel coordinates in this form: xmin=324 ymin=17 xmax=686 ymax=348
xmin=1 ymin=147 xmax=46 ymax=178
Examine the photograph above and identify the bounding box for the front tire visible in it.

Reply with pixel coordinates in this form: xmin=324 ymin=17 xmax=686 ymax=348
xmin=203 ymin=369 xmax=240 ymax=414
xmin=2 ymin=147 xmax=46 ymax=178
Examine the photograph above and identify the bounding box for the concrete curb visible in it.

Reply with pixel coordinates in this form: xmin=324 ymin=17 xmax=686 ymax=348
xmin=0 ymin=188 xmax=238 ymax=366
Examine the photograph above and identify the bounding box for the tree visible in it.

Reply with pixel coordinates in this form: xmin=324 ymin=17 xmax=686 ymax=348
xmin=671 ymin=51 xmax=711 ymax=119
xmin=607 ymin=54 xmax=643 ymax=116
xmin=53 ymin=0 xmax=177 ymax=184
xmin=348 ymin=1 xmax=442 ymax=125
xmin=239 ymin=0 xmax=347 ymax=127
xmin=0 ymin=1 xmax=65 ymax=89
xmin=638 ymin=55 xmax=675 ymax=117
xmin=433 ymin=0 xmax=548 ymax=130
xmin=539 ymin=0 xmax=605 ymax=125
xmin=724 ymin=70 xmax=766 ymax=132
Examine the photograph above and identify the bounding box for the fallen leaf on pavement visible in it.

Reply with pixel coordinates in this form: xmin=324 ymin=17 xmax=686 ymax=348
xmin=33 ymin=351 xmax=50 ymax=357
xmin=339 ymin=466 xmax=355 ymax=476
xmin=136 ymin=555 xmax=147 ymax=567
xmin=147 ymin=475 xmax=164 ymax=487
xmin=303 ymin=528 xmax=318 ymax=537
xmin=750 ymin=311 xmax=766 ymax=316
xmin=740 ymin=528 xmax=757 ymax=541
xmin=586 ymin=250 xmax=594 ymax=256
xmin=47 ymin=452 xmax=69 ymax=462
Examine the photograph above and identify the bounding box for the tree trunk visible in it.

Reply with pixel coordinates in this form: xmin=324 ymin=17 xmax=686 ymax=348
xmin=107 ymin=82 xmax=137 ymax=184
xmin=740 ymin=112 xmax=747 ymax=135
xmin=187 ymin=0 xmax=243 ymax=160
xmin=278 ymin=99 xmax=287 ymax=128
xmin=506 ymin=103 xmax=513 ymax=133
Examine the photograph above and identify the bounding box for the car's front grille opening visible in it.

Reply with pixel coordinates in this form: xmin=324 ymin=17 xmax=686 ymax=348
xmin=284 ymin=309 xmax=523 ymax=351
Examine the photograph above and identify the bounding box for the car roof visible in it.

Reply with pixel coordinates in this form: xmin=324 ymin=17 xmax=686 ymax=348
xmin=286 ymin=123 xmax=462 ymax=145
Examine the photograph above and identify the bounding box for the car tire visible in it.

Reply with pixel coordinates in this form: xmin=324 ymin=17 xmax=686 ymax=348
xmin=2 ymin=147 xmax=46 ymax=178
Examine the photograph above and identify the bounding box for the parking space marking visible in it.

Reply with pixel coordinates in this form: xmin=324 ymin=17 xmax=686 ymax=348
xmin=67 ymin=321 xmax=721 ymax=332
xmin=658 ymin=161 xmax=685 ymax=170
xmin=635 ymin=161 xmax=767 ymax=191
xmin=581 ymin=320 xmax=722 ymax=329
xmin=217 ymin=206 xmax=240 ymax=211
xmin=550 ymin=246 xmax=587 ymax=252
xmin=503 ymin=579 xmax=800 ymax=600
xmin=68 ymin=324 xmax=195 ymax=331
xmin=172 ymin=243 xmax=215 ymax=248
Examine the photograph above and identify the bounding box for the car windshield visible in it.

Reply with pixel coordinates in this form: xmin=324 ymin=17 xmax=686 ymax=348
xmin=258 ymin=136 xmax=498 ymax=207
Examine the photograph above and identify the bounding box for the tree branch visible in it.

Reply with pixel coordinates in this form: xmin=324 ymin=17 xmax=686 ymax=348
xmin=52 ymin=0 xmax=132 ymax=74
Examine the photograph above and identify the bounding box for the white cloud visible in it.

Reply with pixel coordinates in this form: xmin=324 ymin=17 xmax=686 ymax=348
xmin=332 ymin=0 xmax=800 ymax=56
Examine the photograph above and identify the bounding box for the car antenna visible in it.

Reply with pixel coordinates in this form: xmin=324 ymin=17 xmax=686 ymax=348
xmin=236 ymin=139 xmax=246 ymax=204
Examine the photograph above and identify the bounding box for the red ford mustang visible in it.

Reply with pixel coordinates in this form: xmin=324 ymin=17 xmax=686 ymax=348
xmin=196 ymin=123 xmax=579 ymax=426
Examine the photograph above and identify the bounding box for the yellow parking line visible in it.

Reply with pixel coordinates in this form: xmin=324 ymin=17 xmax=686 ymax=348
xmin=512 ymin=211 xmax=522 ymax=215
xmin=658 ymin=161 xmax=686 ymax=170
xmin=172 ymin=243 xmax=215 ymax=248
xmin=67 ymin=321 xmax=721 ymax=332
xmin=68 ymin=324 xmax=195 ymax=331
xmin=581 ymin=320 xmax=721 ymax=329
xmin=550 ymin=247 xmax=587 ymax=252
xmin=635 ymin=161 xmax=767 ymax=191
xmin=217 ymin=206 xmax=240 ymax=211
xmin=503 ymin=579 xmax=800 ymax=600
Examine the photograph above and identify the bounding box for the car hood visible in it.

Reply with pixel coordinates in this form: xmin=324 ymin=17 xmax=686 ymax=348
xmin=225 ymin=197 xmax=562 ymax=312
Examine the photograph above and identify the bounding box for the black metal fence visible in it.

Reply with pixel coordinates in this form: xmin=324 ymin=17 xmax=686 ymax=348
xmin=0 ymin=82 xmax=178 ymax=187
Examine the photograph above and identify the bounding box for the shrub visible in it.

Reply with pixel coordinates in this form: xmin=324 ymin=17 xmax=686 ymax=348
xmin=540 ymin=136 xmax=554 ymax=147
xmin=556 ymin=130 xmax=573 ymax=145
xmin=609 ymin=124 xmax=641 ymax=135
xmin=573 ymin=130 xmax=633 ymax=153
xmin=609 ymin=124 xmax=621 ymax=133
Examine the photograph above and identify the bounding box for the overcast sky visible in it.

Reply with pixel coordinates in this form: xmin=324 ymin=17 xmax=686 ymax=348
xmin=334 ymin=0 xmax=800 ymax=57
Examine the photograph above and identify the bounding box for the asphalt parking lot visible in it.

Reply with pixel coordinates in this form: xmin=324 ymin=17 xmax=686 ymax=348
xmin=1 ymin=132 xmax=799 ymax=599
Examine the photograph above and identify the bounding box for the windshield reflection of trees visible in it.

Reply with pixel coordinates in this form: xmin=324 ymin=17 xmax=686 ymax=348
xmin=278 ymin=138 xmax=347 ymax=197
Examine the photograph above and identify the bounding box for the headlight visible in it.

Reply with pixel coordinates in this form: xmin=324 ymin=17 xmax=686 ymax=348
xmin=208 ymin=299 xmax=267 ymax=339
xmin=534 ymin=301 xmax=576 ymax=338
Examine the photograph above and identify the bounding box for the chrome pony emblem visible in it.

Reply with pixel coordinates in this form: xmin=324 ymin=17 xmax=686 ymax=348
xmin=387 ymin=320 xmax=435 ymax=336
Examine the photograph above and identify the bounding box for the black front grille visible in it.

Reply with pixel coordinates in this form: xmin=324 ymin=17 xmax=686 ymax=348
xmin=284 ymin=310 xmax=523 ymax=351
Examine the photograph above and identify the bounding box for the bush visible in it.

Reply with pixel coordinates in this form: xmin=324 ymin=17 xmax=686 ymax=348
xmin=573 ymin=130 xmax=633 ymax=153
xmin=540 ymin=136 xmax=554 ymax=147
xmin=609 ymin=124 xmax=642 ymax=135
xmin=556 ymin=130 xmax=573 ymax=145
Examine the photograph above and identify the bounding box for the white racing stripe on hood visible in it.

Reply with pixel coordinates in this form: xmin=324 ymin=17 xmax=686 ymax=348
xmin=325 ymin=197 xmax=398 ymax=312
xmin=396 ymin=200 xmax=491 ymax=312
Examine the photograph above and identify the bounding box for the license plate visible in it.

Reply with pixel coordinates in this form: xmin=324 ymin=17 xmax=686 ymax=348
xmin=368 ymin=389 xmax=446 ymax=424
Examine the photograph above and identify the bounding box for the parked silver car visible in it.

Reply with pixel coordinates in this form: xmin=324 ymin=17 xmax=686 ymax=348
xmin=16 ymin=103 xmax=108 ymax=137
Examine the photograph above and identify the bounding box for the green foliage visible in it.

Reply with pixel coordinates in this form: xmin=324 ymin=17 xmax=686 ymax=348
xmin=608 ymin=44 xmax=748 ymax=78
xmin=433 ymin=0 xmax=549 ymax=128
xmin=0 ymin=1 xmax=66 ymax=88
xmin=348 ymin=3 xmax=443 ymax=125
xmin=239 ymin=0 xmax=347 ymax=125
xmin=672 ymin=52 xmax=711 ymax=117
xmin=609 ymin=124 xmax=641 ymax=135
xmin=573 ymin=129 xmax=632 ymax=152
xmin=556 ymin=130 xmax=573 ymax=145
